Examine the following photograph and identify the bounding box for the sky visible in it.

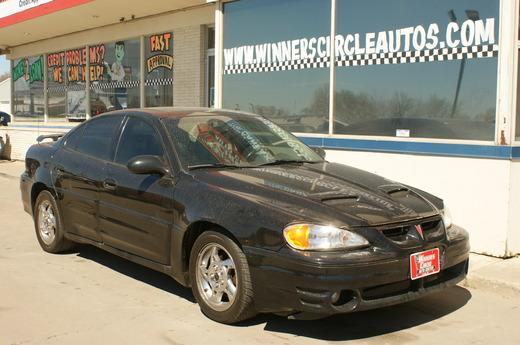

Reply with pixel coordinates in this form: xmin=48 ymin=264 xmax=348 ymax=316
xmin=0 ymin=55 xmax=9 ymax=75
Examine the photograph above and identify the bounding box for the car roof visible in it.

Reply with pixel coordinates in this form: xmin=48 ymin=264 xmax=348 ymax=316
xmin=100 ymin=107 xmax=260 ymax=120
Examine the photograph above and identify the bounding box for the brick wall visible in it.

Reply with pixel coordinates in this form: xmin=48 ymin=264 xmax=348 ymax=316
xmin=173 ymin=25 xmax=206 ymax=107
xmin=0 ymin=126 xmax=71 ymax=160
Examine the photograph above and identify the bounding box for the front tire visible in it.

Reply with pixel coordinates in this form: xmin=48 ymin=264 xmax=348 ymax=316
xmin=189 ymin=231 xmax=257 ymax=324
xmin=34 ymin=190 xmax=74 ymax=253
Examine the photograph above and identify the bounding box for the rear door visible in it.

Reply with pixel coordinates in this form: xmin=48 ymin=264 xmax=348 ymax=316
xmin=98 ymin=115 xmax=175 ymax=264
xmin=55 ymin=115 xmax=124 ymax=241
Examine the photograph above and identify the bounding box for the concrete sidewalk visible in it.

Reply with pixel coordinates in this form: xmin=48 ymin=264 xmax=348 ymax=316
xmin=1 ymin=159 xmax=519 ymax=298
xmin=463 ymin=254 xmax=520 ymax=298
xmin=0 ymin=159 xmax=24 ymax=180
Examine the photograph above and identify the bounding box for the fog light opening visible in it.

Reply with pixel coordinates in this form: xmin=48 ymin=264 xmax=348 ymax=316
xmin=331 ymin=290 xmax=355 ymax=306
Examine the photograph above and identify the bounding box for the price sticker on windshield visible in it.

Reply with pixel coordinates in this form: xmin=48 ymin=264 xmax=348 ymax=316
xmin=410 ymin=248 xmax=440 ymax=280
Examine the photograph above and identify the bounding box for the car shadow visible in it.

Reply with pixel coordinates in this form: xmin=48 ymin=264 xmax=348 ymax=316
xmin=74 ymin=244 xmax=196 ymax=303
xmin=241 ymin=286 xmax=472 ymax=341
xmin=73 ymin=244 xmax=471 ymax=341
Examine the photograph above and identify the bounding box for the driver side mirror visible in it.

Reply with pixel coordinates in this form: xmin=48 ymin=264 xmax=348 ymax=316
xmin=127 ymin=155 xmax=169 ymax=176
xmin=312 ymin=147 xmax=326 ymax=159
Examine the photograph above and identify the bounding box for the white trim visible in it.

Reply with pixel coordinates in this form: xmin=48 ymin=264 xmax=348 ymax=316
xmin=43 ymin=53 xmax=48 ymax=123
xmin=140 ymin=35 xmax=145 ymax=108
xmin=496 ymin=0 xmax=517 ymax=145
xmin=214 ymin=1 xmax=224 ymax=109
xmin=295 ymin=132 xmax=496 ymax=145
xmin=85 ymin=45 xmax=91 ymax=119
xmin=10 ymin=60 xmax=14 ymax=123
xmin=328 ymin=0 xmax=336 ymax=135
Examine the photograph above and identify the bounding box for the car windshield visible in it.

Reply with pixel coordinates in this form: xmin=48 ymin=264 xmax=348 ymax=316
xmin=163 ymin=114 xmax=324 ymax=168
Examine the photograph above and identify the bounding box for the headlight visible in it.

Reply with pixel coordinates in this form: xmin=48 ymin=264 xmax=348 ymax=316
xmin=283 ymin=223 xmax=369 ymax=251
xmin=441 ymin=207 xmax=453 ymax=229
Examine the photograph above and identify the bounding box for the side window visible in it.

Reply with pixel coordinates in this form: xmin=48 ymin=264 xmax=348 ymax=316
xmin=75 ymin=116 xmax=123 ymax=160
xmin=115 ymin=117 xmax=165 ymax=165
xmin=63 ymin=124 xmax=85 ymax=149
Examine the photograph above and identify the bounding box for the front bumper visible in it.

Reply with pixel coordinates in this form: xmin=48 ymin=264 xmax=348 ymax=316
xmin=244 ymin=229 xmax=469 ymax=315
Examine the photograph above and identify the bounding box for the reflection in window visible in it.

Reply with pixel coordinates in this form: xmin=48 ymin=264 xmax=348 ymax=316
xmin=75 ymin=115 xmax=123 ymax=160
xmin=66 ymin=47 xmax=88 ymax=120
xmin=145 ymin=33 xmax=174 ymax=107
xmin=90 ymin=39 xmax=140 ymax=116
xmin=115 ymin=117 xmax=164 ymax=165
xmin=47 ymin=51 xmax=66 ymax=120
xmin=12 ymin=56 xmax=45 ymax=121
xmin=222 ymin=0 xmax=331 ymax=134
xmin=47 ymin=48 xmax=88 ymax=121
xmin=334 ymin=0 xmax=499 ymax=140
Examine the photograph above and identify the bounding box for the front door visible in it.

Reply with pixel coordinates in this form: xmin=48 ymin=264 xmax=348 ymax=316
xmin=98 ymin=115 xmax=174 ymax=264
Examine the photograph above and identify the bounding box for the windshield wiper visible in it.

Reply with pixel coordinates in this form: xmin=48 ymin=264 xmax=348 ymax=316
xmin=188 ymin=163 xmax=247 ymax=170
xmin=257 ymin=159 xmax=320 ymax=167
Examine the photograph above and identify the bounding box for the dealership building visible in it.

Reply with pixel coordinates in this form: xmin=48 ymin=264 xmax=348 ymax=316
xmin=0 ymin=0 xmax=519 ymax=257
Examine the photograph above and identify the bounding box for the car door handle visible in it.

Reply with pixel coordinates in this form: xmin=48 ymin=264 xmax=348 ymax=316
xmin=103 ymin=178 xmax=117 ymax=190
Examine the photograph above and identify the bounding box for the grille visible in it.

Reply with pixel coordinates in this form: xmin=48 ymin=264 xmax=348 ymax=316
xmin=380 ymin=218 xmax=443 ymax=242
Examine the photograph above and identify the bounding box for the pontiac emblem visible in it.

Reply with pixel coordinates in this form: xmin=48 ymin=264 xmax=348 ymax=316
xmin=415 ymin=224 xmax=425 ymax=240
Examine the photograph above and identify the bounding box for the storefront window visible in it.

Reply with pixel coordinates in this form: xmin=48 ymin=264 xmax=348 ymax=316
xmin=47 ymin=51 xmax=67 ymax=119
xmin=145 ymin=33 xmax=174 ymax=107
xmin=207 ymin=26 xmax=215 ymax=107
xmin=12 ymin=56 xmax=45 ymax=121
xmin=222 ymin=0 xmax=331 ymax=134
xmin=90 ymin=39 xmax=140 ymax=115
xmin=47 ymin=48 xmax=88 ymax=121
xmin=334 ymin=0 xmax=499 ymax=140
xmin=66 ymin=47 xmax=88 ymax=120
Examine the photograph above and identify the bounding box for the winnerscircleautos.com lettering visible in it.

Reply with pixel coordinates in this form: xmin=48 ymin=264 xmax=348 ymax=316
xmin=224 ymin=18 xmax=495 ymax=66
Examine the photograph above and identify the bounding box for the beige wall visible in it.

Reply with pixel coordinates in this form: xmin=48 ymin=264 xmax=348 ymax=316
xmin=0 ymin=126 xmax=71 ymax=160
xmin=8 ymin=6 xmax=213 ymax=60
xmin=325 ymin=149 xmax=518 ymax=258
xmin=173 ymin=25 xmax=207 ymax=107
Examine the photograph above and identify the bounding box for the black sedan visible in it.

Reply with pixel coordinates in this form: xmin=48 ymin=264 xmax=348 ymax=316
xmin=20 ymin=108 xmax=470 ymax=323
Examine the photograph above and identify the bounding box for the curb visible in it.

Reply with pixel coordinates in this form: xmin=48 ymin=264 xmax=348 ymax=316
xmin=462 ymin=275 xmax=520 ymax=299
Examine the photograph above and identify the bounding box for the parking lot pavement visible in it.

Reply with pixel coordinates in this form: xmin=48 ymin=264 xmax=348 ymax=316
xmin=1 ymin=164 xmax=519 ymax=345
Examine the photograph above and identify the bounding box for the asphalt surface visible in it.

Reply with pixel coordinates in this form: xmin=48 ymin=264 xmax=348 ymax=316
xmin=0 ymin=169 xmax=519 ymax=345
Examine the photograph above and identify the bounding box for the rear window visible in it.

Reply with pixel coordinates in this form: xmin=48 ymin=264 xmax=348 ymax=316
xmin=75 ymin=116 xmax=123 ymax=161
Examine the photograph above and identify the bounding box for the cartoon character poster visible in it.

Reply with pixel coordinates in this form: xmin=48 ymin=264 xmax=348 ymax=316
xmin=104 ymin=41 xmax=128 ymax=110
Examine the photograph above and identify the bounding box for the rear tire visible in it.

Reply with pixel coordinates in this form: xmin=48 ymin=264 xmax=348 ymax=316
xmin=189 ymin=230 xmax=257 ymax=324
xmin=34 ymin=190 xmax=74 ymax=253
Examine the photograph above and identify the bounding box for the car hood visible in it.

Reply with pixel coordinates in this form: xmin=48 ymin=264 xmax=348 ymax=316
xmin=192 ymin=162 xmax=442 ymax=227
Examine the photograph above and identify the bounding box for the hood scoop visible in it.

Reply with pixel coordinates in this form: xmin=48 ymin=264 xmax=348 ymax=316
xmin=378 ymin=184 xmax=410 ymax=197
xmin=310 ymin=191 xmax=360 ymax=205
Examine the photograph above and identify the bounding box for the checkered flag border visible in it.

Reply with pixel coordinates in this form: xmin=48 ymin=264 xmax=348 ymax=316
xmin=337 ymin=44 xmax=498 ymax=67
xmin=90 ymin=80 xmax=141 ymax=90
xmin=47 ymin=84 xmax=87 ymax=93
xmin=224 ymin=44 xmax=499 ymax=75
xmin=225 ymin=56 xmax=330 ymax=75
xmin=145 ymin=78 xmax=173 ymax=87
